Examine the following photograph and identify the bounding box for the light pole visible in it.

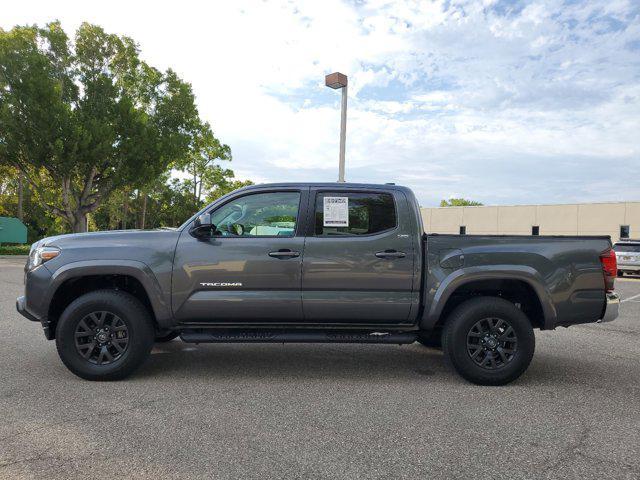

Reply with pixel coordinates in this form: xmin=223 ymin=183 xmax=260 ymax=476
xmin=325 ymin=72 xmax=348 ymax=183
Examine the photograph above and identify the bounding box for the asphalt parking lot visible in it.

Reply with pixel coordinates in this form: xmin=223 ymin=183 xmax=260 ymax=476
xmin=1 ymin=257 xmax=639 ymax=479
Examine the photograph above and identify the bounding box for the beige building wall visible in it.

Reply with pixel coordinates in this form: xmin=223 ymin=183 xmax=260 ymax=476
xmin=421 ymin=202 xmax=640 ymax=241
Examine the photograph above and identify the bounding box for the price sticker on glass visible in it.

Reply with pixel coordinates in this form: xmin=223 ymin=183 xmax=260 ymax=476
xmin=323 ymin=197 xmax=349 ymax=227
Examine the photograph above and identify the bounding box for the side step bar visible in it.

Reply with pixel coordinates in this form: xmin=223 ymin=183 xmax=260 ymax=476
xmin=180 ymin=329 xmax=418 ymax=345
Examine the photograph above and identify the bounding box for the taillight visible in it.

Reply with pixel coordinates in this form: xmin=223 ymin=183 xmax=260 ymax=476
xmin=599 ymin=248 xmax=617 ymax=292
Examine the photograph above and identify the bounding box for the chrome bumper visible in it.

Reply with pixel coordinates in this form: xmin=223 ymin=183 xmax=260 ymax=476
xmin=599 ymin=292 xmax=620 ymax=323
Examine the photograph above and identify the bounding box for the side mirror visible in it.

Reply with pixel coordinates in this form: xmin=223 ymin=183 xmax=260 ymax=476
xmin=189 ymin=213 xmax=214 ymax=238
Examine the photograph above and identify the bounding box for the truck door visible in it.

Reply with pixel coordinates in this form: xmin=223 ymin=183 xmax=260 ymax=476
xmin=301 ymin=189 xmax=415 ymax=324
xmin=172 ymin=188 xmax=308 ymax=323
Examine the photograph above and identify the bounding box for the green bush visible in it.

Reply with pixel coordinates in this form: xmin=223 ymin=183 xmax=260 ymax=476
xmin=0 ymin=244 xmax=31 ymax=255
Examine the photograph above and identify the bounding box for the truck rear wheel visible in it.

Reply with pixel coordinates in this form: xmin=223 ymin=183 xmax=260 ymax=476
xmin=442 ymin=297 xmax=535 ymax=386
xmin=55 ymin=290 xmax=155 ymax=381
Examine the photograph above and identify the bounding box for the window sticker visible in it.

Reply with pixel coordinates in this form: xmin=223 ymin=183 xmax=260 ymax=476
xmin=323 ymin=196 xmax=349 ymax=227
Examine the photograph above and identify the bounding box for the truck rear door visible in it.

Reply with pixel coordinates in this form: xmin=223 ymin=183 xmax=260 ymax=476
xmin=301 ymin=188 xmax=416 ymax=324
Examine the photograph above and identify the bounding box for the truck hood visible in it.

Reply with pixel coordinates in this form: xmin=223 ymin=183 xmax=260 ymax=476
xmin=36 ymin=228 xmax=178 ymax=249
xmin=33 ymin=228 xmax=183 ymax=272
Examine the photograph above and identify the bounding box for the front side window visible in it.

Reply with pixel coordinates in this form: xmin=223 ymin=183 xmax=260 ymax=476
xmin=210 ymin=191 xmax=300 ymax=237
xmin=314 ymin=192 xmax=396 ymax=236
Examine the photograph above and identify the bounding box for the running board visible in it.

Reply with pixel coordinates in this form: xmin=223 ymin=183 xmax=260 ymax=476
xmin=180 ymin=329 xmax=418 ymax=344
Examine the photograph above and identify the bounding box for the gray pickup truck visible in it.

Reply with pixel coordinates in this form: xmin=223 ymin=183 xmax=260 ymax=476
xmin=17 ymin=183 xmax=620 ymax=385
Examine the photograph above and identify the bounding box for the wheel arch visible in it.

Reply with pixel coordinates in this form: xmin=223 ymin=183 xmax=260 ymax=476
xmin=46 ymin=260 xmax=172 ymax=339
xmin=421 ymin=266 xmax=557 ymax=331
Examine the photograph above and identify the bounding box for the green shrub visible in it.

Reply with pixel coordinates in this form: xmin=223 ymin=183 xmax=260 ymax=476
xmin=0 ymin=244 xmax=31 ymax=255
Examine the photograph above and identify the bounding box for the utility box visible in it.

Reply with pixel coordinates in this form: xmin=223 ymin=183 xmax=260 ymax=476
xmin=0 ymin=217 xmax=27 ymax=244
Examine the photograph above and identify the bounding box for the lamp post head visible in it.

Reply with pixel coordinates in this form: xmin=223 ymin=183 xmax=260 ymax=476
xmin=325 ymin=72 xmax=348 ymax=89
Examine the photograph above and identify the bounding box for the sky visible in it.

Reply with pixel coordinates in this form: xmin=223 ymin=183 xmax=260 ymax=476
xmin=2 ymin=0 xmax=639 ymax=206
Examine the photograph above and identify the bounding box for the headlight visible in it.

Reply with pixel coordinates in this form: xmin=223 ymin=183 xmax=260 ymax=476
xmin=28 ymin=246 xmax=60 ymax=270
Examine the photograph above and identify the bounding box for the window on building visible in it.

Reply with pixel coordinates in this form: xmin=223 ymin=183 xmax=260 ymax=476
xmin=620 ymin=225 xmax=630 ymax=239
xmin=459 ymin=226 xmax=466 ymax=235
xmin=532 ymin=226 xmax=540 ymax=236
xmin=314 ymin=192 xmax=396 ymax=236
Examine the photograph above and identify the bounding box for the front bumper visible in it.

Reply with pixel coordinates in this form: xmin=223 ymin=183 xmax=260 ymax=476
xmin=16 ymin=295 xmax=39 ymax=322
xmin=599 ymin=292 xmax=620 ymax=323
xmin=17 ymin=296 xmax=54 ymax=339
xmin=16 ymin=264 xmax=55 ymax=339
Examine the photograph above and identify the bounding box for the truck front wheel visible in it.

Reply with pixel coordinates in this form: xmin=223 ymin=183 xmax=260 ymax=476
xmin=55 ymin=290 xmax=155 ymax=381
xmin=442 ymin=297 xmax=535 ymax=386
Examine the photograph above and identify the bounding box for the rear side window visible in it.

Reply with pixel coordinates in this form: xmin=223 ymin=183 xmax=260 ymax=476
xmin=613 ymin=243 xmax=640 ymax=253
xmin=314 ymin=192 xmax=396 ymax=236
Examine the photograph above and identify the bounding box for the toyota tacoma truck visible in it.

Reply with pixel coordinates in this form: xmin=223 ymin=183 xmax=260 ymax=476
xmin=16 ymin=183 xmax=620 ymax=385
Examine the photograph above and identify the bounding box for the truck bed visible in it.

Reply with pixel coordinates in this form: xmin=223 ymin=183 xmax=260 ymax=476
xmin=421 ymin=233 xmax=611 ymax=329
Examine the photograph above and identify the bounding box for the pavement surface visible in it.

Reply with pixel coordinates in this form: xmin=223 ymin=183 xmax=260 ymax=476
xmin=1 ymin=256 xmax=639 ymax=479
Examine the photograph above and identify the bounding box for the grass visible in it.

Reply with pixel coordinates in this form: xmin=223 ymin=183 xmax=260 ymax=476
xmin=0 ymin=244 xmax=30 ymax=255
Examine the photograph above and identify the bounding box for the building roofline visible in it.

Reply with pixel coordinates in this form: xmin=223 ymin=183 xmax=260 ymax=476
xmin=422 ymin=200 xmax=640 ymax=209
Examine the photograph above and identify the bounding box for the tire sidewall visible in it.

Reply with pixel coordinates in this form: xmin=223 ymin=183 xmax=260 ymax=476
xmin=55 ymin=290 xmax=154 ymax=380
xmin=443 ymin=297 xmax=535 ymax=386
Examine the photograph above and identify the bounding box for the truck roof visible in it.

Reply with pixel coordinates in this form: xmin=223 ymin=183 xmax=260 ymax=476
xmin=240 ymin=182 xmax=414 ymax=193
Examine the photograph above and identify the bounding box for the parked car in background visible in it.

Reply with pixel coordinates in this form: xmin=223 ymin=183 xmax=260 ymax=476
xmin=613 ymin=240 xmax=640 ymax=276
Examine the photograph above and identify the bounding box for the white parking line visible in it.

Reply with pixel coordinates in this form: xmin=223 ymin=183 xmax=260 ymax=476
xmin=621 ymin=293 xmax=640 ymax=303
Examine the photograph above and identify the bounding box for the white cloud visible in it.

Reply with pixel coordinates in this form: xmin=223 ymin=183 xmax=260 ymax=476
xmin=2 ymin=0 xmax=639 ymax=205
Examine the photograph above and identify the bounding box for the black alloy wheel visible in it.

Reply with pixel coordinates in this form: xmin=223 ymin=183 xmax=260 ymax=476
xmin=466 ymin=317 xmax=518 ymax=370
xmin=442 ymin=296 xmax=535 ymax=386
xmin=74 ymin=311 xmax=130 ymax=365
xmin=56 ymin=290 xmax=155 ymax=381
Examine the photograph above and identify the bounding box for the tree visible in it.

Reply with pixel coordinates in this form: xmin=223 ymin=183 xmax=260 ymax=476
xmin=0 ymin=22 xmax=200 ymax=232
xmin=0 ymin=164 xmax=65 ymax=241
xmin=205 ymin=178 xmax=253 ymax=204
xmin=174 ymin=121 xmax=232 ymax=208
xmin=440 ymin=198 xmax=483 ymax=207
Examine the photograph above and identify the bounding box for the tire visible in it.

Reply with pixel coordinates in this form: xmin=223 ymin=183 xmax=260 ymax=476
xmin=617 ymin=270 xmax=624 ymax=277
xmin=442 ymin=297 xmax=535 ymax=386
xmin=416 ymin=330 xmax=442 ymax=349
xmin=155 ymin=331 xmax=180 ymax=343
xmin=55 ymin=290 xmax=155 ymax=381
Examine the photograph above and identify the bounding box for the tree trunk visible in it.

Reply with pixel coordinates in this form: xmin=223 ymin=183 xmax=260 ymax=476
xmin=193 ymin=169 xmax=198 ymax=207
xmin=141 ymin=193 xmax=147 ymax=229
xmin=72 ymin=212 xmax=88 ymax=233
xmin=122 ymin=191 xmax=129 ymax=229
xmin=16 ymin=168 xmax=107 ymax=234
xmin=17 ymin=174 xmax=24 ymax=221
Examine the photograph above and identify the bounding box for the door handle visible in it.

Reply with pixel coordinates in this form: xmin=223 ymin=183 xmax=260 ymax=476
xmin=375 ymin=250 xmax=406 ymax=259
xmin=268 ymin=249 xmax=300 ymax=259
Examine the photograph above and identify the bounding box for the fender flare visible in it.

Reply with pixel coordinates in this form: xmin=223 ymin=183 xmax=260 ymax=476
xmin=47 ymin=260 xmax=172 ymax=328
xmin=420 ymin=265 xmax=557 ymax=330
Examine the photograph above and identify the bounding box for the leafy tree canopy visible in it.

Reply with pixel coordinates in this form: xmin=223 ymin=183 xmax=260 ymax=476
xmin=0 ymin=21 xmax=200 ymax=231
xmin=440 ymin=198 xmax=483 ymax=207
